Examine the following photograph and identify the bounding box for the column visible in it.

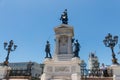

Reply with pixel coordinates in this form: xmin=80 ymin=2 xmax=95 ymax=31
xmin=55 ymin=36 xmax=59 ymax=55
xmin=68 ymin=36 xmax=72 ymax=54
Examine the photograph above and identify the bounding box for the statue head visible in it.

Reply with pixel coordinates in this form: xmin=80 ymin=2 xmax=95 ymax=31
xmin=47 ymin=41 xmax=49 ymax=43
xmin=76 ymin=40 xmax=78 ymax=42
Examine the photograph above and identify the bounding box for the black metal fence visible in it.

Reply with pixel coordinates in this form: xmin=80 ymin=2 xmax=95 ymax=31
xmin=8 ymin=69 xmax=113 ymax=80
xmin=9 ymin=70 xmax=31 ymax=76
xmin=81 ymin=68 xmax=113 ymax=77
xmin=8 ymin=70 xmax=40 ymax=80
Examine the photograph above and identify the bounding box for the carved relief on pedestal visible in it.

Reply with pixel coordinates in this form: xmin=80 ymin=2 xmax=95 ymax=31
xmin=47 ymin=66 xmax=53 ymax=72
xmin=55 ymin=66 xmax=70 ymax=72
xmin=59 ymin=35 xmax=68 ymax=54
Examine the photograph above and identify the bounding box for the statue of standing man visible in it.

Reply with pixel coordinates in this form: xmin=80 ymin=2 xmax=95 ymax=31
xmin=73 ymin=40 xmax=80 ymax=58
xmin=45 ymin=41 xmax=52 ymax=58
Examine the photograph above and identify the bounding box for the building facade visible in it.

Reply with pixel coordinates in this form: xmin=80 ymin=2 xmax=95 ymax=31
xmin=88 ymin=52 xmax=99 ymax=70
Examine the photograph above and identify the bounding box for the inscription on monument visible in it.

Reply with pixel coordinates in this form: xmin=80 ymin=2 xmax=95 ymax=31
xmin=59 ymin=35 xmax=68 ymax=54
xmin=55 ymin=66 xmax=70 ymax=72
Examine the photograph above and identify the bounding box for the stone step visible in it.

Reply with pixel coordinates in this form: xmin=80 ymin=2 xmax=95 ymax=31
xmin=56 ymin=54 xmax=73 ymax=61
xmin=57 ymin=57 xmax=72 ymax=61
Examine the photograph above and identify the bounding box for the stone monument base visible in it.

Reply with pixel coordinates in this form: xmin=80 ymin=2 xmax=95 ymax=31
xmin=0 ymin=66 xmax=11 ymax=79
xmin=41 ymin=57 xmax=82 ymax=80
xmin=110 ymin=64 xmax=120 ymax=80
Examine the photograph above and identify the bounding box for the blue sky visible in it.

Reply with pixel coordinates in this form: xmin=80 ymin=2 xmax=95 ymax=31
xmin=0 ymin=0 xmax=120 ymax=67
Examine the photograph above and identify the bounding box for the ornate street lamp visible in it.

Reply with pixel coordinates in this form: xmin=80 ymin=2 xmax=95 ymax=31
xmin=103 ymin=33 xmax=118 ymax=64
xmin=3 ymin=40 xmax=17 ymax=66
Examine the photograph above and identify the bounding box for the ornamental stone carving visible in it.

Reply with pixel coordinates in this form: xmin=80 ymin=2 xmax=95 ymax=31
xmin=55 ymin=66 xmax=70 ymax=72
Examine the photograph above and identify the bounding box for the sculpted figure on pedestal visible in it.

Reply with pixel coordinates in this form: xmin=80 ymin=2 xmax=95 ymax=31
xmin=45 ymin=41 xmax=52 ymax=58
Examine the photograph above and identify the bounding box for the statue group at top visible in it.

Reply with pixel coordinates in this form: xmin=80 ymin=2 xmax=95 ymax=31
xmin=44 ymin=9 xmax=81 ymax=58
xmin=60 ymin=9 xmax=68 ymax=24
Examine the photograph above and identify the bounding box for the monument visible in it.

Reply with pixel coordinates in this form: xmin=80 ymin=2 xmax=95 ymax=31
xmin=41 ymin=9 xmax=82 ymax=80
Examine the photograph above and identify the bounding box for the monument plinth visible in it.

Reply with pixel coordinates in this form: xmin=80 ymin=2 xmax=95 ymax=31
xmin=54 ymin=24 xmax=74 ymax=61
xmin=41 ymin=24 xmax=82 ymax=80
xmin=0 ymin=66 xmax=11 ymax=79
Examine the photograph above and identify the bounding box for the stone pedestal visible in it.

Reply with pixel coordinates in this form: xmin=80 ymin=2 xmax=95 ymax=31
xmin=0 ymin=66 xmax=11 ymax=79
xmin=41 ymin=73 xmax=52 ymax=80
xmin=41 ymin=57 xmax=82 ymax=80
xmin=71 ymin=73 xmax=80 ymax=80
xmin=111 ymin=65 xmax=120 ymax=80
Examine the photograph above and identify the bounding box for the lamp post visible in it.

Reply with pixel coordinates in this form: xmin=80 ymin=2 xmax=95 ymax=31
xmin=103 ymin=33 xmax=118 ymax=64
xmin=3 ymin=40 xmax=17 ymax=66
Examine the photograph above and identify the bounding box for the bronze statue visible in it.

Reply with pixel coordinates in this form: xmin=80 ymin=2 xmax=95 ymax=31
xmin=45 ymin=41 xmax=52 ymax=58
xmin=73 ymin=40 xmax=80 ymax=57
xmin=60 ymin=9 xmax=68 ymax=24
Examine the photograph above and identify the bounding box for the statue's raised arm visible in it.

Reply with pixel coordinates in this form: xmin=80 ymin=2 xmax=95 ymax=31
xmin=60 ymin=9 xmax=68 ymax=24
